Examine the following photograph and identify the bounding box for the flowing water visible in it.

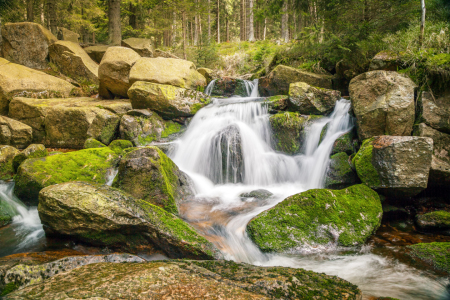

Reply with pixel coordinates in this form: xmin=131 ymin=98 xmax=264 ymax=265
xmin=169 ymin=79 xmax=450 ymax=299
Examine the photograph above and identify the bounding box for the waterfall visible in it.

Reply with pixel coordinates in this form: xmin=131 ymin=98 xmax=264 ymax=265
xmin=204 ymin=79 xmax=217 ymax=96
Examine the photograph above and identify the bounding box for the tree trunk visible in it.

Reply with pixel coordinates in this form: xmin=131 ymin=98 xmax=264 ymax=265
xmin=194 ymin=14 xmax=199 ymax=46
xmin=182 ymin=11 xmax=187 ymax=59
xmin=27 ymin=0 xmax=34 ymax=22
xmin=240 ymin=0 xmax=244 ymax=41
xmin=420 ymin=0 xmax=426 ymax=46
xmin=217 ymin=0 xmax=220 ymax=43
xmin=108 ymin=0 xmax=122 ymax=45
xmin=129 ymin=2 xmax=137 ymax=29
xmin=47 ymin=0 xmax=57 ymax=35
xmin=263 ymin=18 xmax=267 ymax=40
xmin=40 ymin=0 xmax=45 ymax=25
xmin=208 ymin=0 xmax=211 ymax=42
xmin=282 ymin=1 xmax=288 ymax=43
xmin=226 ymin=14 xmax=229 ymax=42
xmin=172 ymin=11 xmax=177 ymax=47
xmin=248 ymin=0 xmax=255 ymax=41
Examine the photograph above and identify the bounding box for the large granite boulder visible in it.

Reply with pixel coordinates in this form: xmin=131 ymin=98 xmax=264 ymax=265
xmin=0 ymin=145 xmax=19 ymax=181
xmin=407 ymin=242 xmax=450 ymax=273
xmin=264 ymin=95 xmax=289 ymax=113
xmin=1 ymin=22 xmax=57 ymax=69
xmin=416 ymin=211 xmax=450 ymax=230
xmin=98 ymin=46 xmax=141 ymax=99
xmin=119 ymin=110 xmax=182 ymax=146
xmin=269 ymin=112 xmax=308 ymax=154
xmin=113 ymin=147 xmax=193 ymax=214
xmin=38 ymin=182 xmax=219 ymax=259
xmin=209 ymin=78 xmax=249 ymax=97
xmin=417 ymin=91 xmax=450 ymax=134
xmin=0 ymin=58 xmax=75 ymax=115
xmin=414 ymin=123 xmax=450 ymax=187
xmin=4 ymin=260 xmax=362 ymax=300
xmin=84 ymin=44 xmax=110 ymax=63
xmin=128 ymin=81 xmax=210 ymax=119
xmin=247 ymin=184 xmax=382 ymax=252
xmin=9 ymin=97 xmax=131 ymax=148
xmin=57 ymin=27 xmax=80 ymax=43
xmin=0 ymin=116 xmax=32 ymax=149
xmin=349 ymin=71 xmax=417 ymax=140
xmin=121 ymin=38 xmax=153 ymax=57
xmin=369 ymin=51 xmax=400 ymax=71
xmin=14 ymin=147 xmax=121 ymax=205
xmin=49 ymin=41 xmax=99 ymax=84
xmin=154 ymin=49 xmax=180 ymax=59
xmin=197 ymin=67 xmax=214 ymax=84
xmin=325 ymin=152 xmax=359 ymax=189
xmin=331 ymin=131 xmax=356 ymax=155
xmin=353 ymin=136 xmax=433 ymax=197
xmin=12 ymin=144 xmax=47 ymax=172
xmin=288 ymin=82 xmax=341 ymax=115
xmin=259 ymin=65 xmax=333 ymax=96
xmin=129 ymin=57 xmax=207 ymax=90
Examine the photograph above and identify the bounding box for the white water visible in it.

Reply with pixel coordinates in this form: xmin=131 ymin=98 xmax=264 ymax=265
xmin=170 ymin=80 xmax=450 ymax=299
xmin=0 ymin=181 xmax=45 ymax=257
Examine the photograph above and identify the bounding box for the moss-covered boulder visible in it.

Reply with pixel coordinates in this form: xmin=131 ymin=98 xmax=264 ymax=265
xmin=1 ymin=22 xmax=57 ymax=69
xmin=0 ymin=146 xmax=20 ymax=181
xmin=119 ymin=110 xmax=182 ymax=146
xmin=0 ymin=116 xmax=32 ymax=149
xmin=325 ymin=152 xmax=359 ymax=189
xmin=288 ymin=82 xmax=341 ymax=115
xmin=269 ymin=112 xmax=308 ymax=154
xmin=49 ymin=41 xmax=99 ymax=85
xmin=112 ymin=147 xmax=193 ymax=214
xmin=210 ymin=78 xmax=249 ymax=97
xmin=84 ymin=44 xmax=110 ymax=63
xmin=12 ymin=144 xmax=47 ymax=172
xmin=264 ymin=95 xmax=289 ymax=113
xmin=331 ymin=131 xmax=356 ymax=155
xmin=416 ymin=211 xmax=450 ymax=230
xmin=369 ymin=51 xmax=400 ymax=71
xmin=121 ymin=38 xmax=153 ymax=57
xmin=14 ymin=147 xmax=120 ymax=205
xmin=4 ymin=259 xmax=362 ymax=299
xmin=349 ymin=71 xmax=417 ymax=140
xmin=84 ymin=138 xmax=106 ymax=149
xmin=247 ymin=184 xmax=382 ymax=252
xmin=259 ymin=65 xmax=333 ymax=96
xmin=407 ymin=242 xmax=450 ymax=273
xmin=129 ymin=57 xmax=206 ymax=90
xmin=38 ymin=182 xmax=220 ymax=259
xmin=353 ymin=136 xmax=433 ymax=197
xmin=98 ymin=46 xmax=141 ymax=99
xmin=0 ymin=198 xmax=15 ymax=228
xmin=0 ymin=58 xmax=75 ymax=115
xmin=414 ymin=123 xmax=450 ymax=187
xmin=128 ymin=81 xmax=210 ymax=119
xmin=57 ymin=27 xmax=80 ymax=43
xmin=9 ymin=97 xmax=131 ymax=148
xmin=108 ymin=139 xmax=134 ymax=154
xmin=197 ymin=67 xmax=214 ymax=84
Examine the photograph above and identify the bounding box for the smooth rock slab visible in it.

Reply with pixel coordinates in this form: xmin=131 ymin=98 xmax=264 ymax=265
xmin=247 ymin=184 xmax=382 ymax=252
xmin=121 ymin=37 xmax=153 ymax=57
xmin=4 ymin=260 xmax=362 ymax=300
xmin=353 ymin=136 xmax=433 ymax=197
xmin=57 ymin=27 xmax=80 ymax=43
xmin=0 ymin=116 xmax=32 ymax=149
xmin=38 ymin=182 xmax=220 ymax=259
xmin=349 ymin=71 xmax=417 ymax=140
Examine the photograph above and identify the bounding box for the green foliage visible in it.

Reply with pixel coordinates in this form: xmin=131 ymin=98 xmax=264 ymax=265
xmin=407 ymin=242 xmax=450 ymax=272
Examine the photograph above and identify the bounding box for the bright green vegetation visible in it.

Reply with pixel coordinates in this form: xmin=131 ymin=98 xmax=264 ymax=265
xmin=84 ymin=138 xmax=107 ymax=149
xmin=161 ymin=121 xmax=182 ymax=138
xmin=407 ymin=242 xmax=450 ymax=273
xmin=0 ymin=199 xmax=16 ymax=228
xmin=332 ymin=132 xmax=355 ymax=155
xmin=417 ymin=211 xmax=450 ymax=229
xmin=0 ymin=282 xmax=19 ymax=296
xmin=247 ymin=184 xmax=382 ymax=252
xmin=14 ymin=147 xmax=120 ymax=205
xmin=108 ymin=139 xmax=134 ymax=154
xmin=353 ymin=138 xmax=381 ymax=188
xmin=269 ymin=112 xmax=307 ymax=154
xmin=0 ymin=146 xmax=19 ymax=181
xmin=12 ymin=145 xmax=48 ymax=172
xmin=325 ymin=152 xmax=357 ymax=189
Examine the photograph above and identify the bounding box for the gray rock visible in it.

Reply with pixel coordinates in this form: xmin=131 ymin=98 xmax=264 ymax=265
xmin=240 ymin=189 xmax=273 ymax=201
xmin=121 ymin=38 xmax=153 ymax=57
xmin=12 ymin=144 xmax=47 ymax=172
xmin=325 ymin=152 xmax=359 ymax=189
xmin=0 ymin=116 xmax=32 ymax=149
xmin=417 ymin=91 xmax=450 ymax=134
xmin=288 ymin=82 xmax=341 ymax=115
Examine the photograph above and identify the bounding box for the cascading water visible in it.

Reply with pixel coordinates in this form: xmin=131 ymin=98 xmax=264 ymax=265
xmin=0 ymin=181 xmax=45 ymax=257
xmin=170 ymin=80 xmax=450 ymax=299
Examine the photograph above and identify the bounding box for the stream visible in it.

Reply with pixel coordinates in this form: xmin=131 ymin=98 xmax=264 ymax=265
xmin=0 ymin=80 xmax=449 ymax=299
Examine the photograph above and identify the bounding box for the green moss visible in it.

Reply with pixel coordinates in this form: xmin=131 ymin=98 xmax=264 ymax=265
xmin=325 ymin=152 xmax=357 ymax=189
xmin=417 ymin=211 xmax=450 ymax=228
xmin=0 ymin=198 xmax=15 ymax=227
xmin=407 ymin=242 xmax=450 ymax=273
xmin=0 ymin=146 xmax=19 ymax=181
xmin=353 ymin=138 xmax=381 ymax=188
xmin=190 ymin=103 xmax=204 ymax=115
xmin=84 ymin=138 xmax=107 ymax=149
xmin=14 ymin=147 xmax=120 ymax=205
xmin=0 ymin=282 xmax=19 ymax=296
xmin=427 ymin=53 xmax=450 ymax=68
xmin=269 ymin=112 xmax=306 ymax=154
xmin=247 ymin=184 xmax=382 ymax=252
xmin=332 ymin=131 xmax=355 ymax=155
xmin=108 ymin=140 xmax=133 ymax=154
xmin=161 ymin=121 xmax=182 ymax=138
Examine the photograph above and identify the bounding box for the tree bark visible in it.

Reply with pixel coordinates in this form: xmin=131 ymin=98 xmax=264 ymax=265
xmin=27 ymin=0 xmax=34 ymax=22
xmin=182 ymin=10 xmax=187 ymax=59
xmin=217 ymin=0 xmax=220 ymax=43
xmin=282 ymin=1 xmax=288 ymax=43
xmin=263 ymin=18 xmax=267 ymax=40
xmin=226 ymin=14 xmax=229 ymax=42
xmin=208 ymin=0 xmax=211 ymax=42
xmin=248 ymin=0 xmax=255 ymax=41
xmin=47 ymin=0 xmax=57 ymax=35
xmin=240 ymin=0 xmax=244 ymax=41
xmin=108 ymin=0 xmax=122 ymax=45
xmin=129 ymin=2 xmax=137 ymax=29
xmin=172 ymin=11 xmax=177 ymax=47
xmin=420 ymin=0 xmax=426 ymax=46
xmin=40 ymin=0 xmax=45 ymax=25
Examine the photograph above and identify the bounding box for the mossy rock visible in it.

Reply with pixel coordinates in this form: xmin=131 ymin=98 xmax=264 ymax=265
xmin=0 ymin=145 xmax=20 ymax=181
xmin=84 ymin=138 xmax=107 ymax=149
xmin=14 ymin=147 xmax=121 ymax=205
xmin=332 ymin=131 xmax=356 ymax=155
xmin=325 ymin=152 xmax=359 ymax=189
xmin=112 ymin=147 xmax=193 ymax=214
xmin=247 ymin=184 xmax=382 ymax=252
xmin=269 ymin=112 xmax=308 ymax=154
xmin=12 ymin=144 xmax=48 ymax=172
xmin=108 ymin=139 xmax=134 ymax=154
xmin=264 ymin=95 xmax=289 ymax=113
xmin=407 ymin=242 xmax=450 ymax=273
xmin=0 ymin=198 xmax=15 ymax=228
xmin=416 ymin=211 xmax=450 ymax=230
xmin=352 ymin=138 xmax=381 ymax=187
xmin=38 ymin=182 xmax=220 ymax=259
